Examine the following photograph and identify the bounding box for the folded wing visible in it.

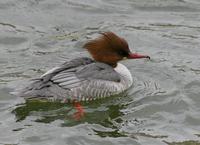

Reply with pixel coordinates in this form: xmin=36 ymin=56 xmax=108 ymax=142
xmin=18 ymin=57 xmax=121 ymax=100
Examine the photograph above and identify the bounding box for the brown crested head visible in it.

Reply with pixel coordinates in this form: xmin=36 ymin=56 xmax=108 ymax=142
xmin=83 ymin=31 xmax=150 ymax=67
xmin=83 ymin=32 xmax=130 ymax=67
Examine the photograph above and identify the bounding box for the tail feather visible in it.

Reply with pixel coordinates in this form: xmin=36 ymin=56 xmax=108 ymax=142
xmin=16 ymin=79 xmax=70 ymax=101
xmin=16 ymin=79 xmax=51 ymax=98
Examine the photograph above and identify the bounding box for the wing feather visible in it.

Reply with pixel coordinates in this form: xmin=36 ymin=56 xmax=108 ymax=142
xmin=53 ymin=76 xmax=77 ymax=83
xmin=19 ymin=57 xmax=122 ymax=100
xmin=52 ymin=63 xmax=120 ymax=91
xmin=42 ymin=59 xmax=120 ymax=91
xmin=52 ymin=72 xmax=74 ymax=80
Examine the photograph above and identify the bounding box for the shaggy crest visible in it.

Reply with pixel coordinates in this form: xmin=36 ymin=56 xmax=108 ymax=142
xmin=83 ymin=32 xmax=130 ymax=67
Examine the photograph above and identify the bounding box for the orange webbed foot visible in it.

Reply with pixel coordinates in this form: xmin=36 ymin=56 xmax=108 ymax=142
xmin=72 ymin=101 xmax=85 ymax=121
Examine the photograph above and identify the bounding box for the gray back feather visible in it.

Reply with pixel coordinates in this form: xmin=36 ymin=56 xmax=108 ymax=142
xmin=19 ymin=57 xmax=121 ymax=100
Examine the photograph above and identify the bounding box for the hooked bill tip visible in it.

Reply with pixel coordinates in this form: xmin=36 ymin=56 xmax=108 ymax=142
xmin=146 ymin=56 xmax=151 ymax=59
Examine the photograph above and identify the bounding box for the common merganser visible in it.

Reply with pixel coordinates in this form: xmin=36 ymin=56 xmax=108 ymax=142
xmin=18 ymin=32 xmax=150 ymax=102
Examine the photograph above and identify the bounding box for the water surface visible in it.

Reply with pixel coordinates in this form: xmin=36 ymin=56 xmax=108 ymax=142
xmin=0 ymin=0 xmax=200 ymax=144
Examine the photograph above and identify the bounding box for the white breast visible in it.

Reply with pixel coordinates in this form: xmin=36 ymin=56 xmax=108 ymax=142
xmin=114 ymin=63 xmax=133 ymax=89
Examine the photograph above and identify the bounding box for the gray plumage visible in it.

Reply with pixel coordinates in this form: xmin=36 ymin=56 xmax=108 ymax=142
xmin=17 ymin=57 xmax=133 ymax=102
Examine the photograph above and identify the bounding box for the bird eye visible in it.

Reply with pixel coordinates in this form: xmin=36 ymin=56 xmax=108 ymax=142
xmin=118 ymin=50 xmax=128 ymax=56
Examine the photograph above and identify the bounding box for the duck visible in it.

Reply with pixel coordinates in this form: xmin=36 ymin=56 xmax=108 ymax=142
xmin=18 ymin=32 xmax=150 ymax=103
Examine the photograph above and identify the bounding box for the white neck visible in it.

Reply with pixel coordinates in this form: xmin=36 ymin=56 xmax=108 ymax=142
xmin=114 ymin=63 xmax=133 ymax=89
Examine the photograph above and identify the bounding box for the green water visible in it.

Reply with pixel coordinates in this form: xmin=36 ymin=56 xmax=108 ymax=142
xmin=0 ymin=0 xmax=200 ymax=144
